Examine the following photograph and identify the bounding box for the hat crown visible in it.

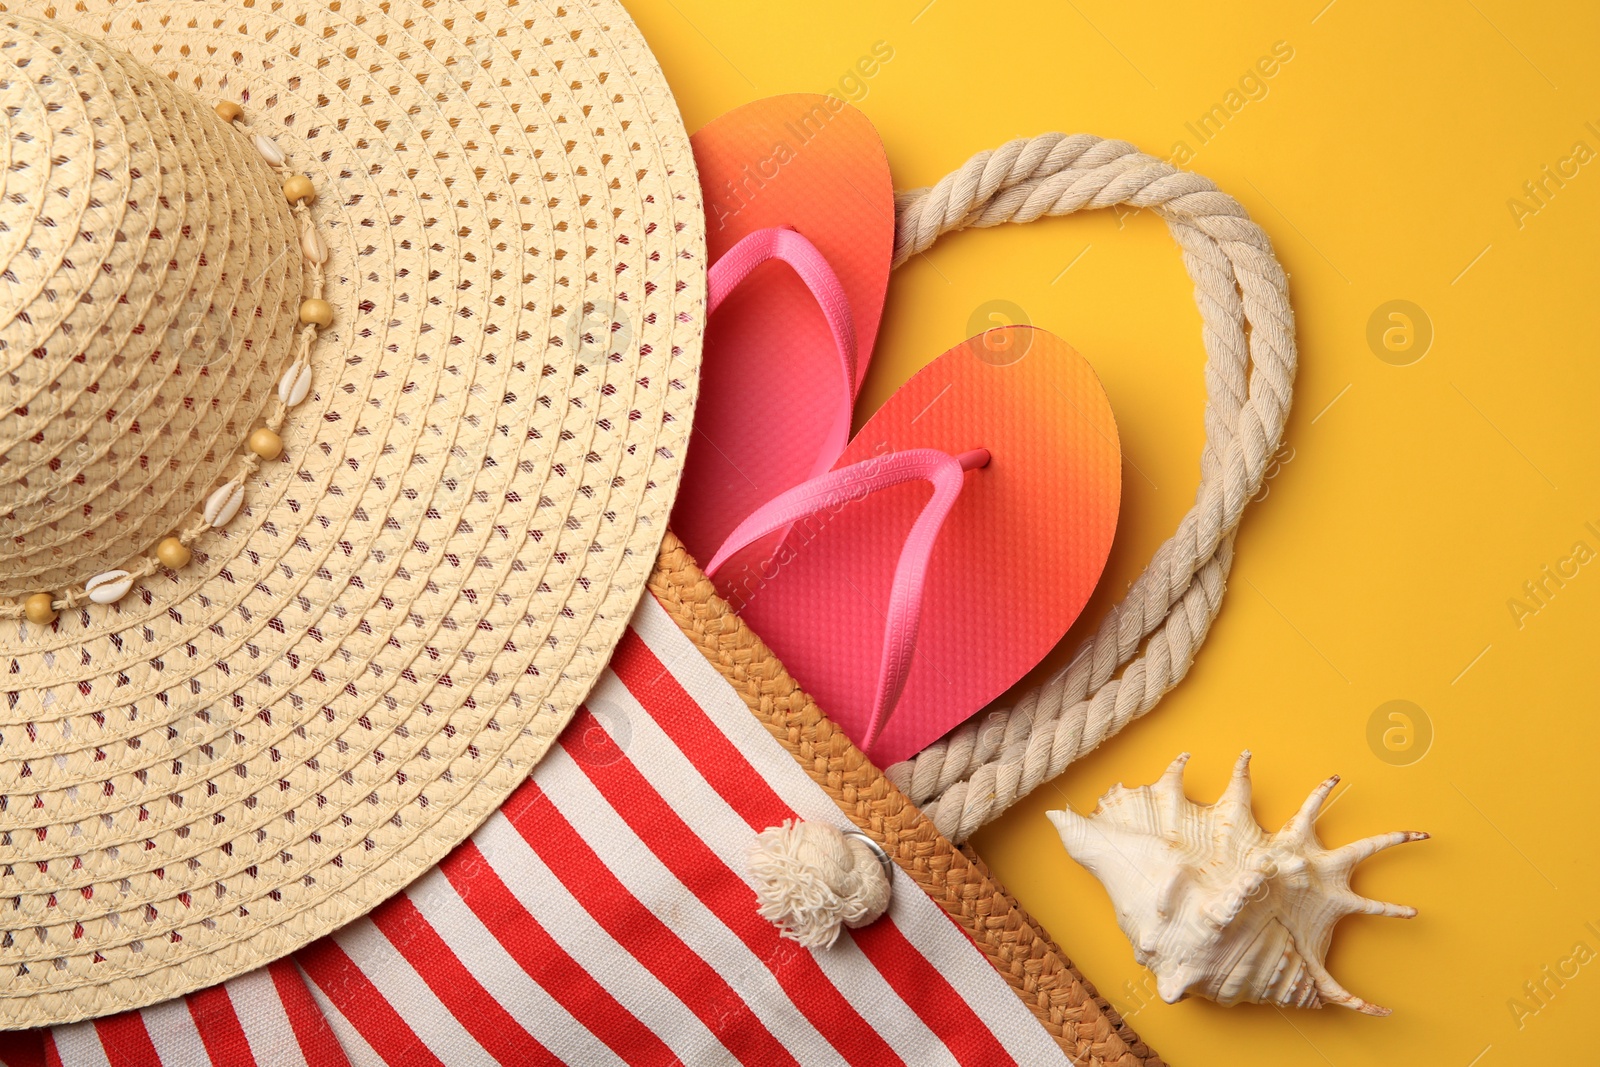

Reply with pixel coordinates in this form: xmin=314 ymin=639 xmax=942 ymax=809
xmin=0 ymin=16 xmax=304 ymax=599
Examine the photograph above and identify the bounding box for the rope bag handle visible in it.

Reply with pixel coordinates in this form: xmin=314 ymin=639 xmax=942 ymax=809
xmin=882 ymin=133 xmax=1297 ymax=843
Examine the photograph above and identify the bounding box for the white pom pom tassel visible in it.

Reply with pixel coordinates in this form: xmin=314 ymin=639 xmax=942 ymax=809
xmin=748 ymin=820 xmax=892 ymax=948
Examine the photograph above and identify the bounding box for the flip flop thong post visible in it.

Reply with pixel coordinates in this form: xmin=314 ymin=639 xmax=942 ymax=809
xmin=706 ymin=327 xmax=1122 ymax=764
xmin=672 ymin=94 xmax=895 ymax=567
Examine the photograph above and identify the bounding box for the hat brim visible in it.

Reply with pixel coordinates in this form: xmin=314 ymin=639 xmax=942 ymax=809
xmin=1 ymin=0 xmax=703 ymax=1027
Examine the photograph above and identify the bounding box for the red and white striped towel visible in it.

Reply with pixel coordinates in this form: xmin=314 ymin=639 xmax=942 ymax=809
xmin=2 ymin=592 xmax=1066 ymax=1066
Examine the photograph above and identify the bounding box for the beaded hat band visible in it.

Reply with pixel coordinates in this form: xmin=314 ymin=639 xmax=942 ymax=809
xmin=0 ymin=3 xmax=704 ymax=1028
xmin=9 ymin=103 xmax=330 ymax=624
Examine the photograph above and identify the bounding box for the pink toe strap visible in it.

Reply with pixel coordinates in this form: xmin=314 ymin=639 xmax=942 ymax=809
xmin=707 ymin=226 xmax=860 ymax=476
xmin=705 ymin=447 xmax=990 ymax=753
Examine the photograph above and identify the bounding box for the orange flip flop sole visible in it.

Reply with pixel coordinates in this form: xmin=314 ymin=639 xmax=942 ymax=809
xmin=672 ymin=94 xmax=895 ymax=567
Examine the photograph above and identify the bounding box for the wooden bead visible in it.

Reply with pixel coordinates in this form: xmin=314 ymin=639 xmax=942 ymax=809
xmin=215 ymin=100 xmax=244 ymax=123
xmin=299 ymin=298 xmax=334 ymax=327
xmin=282 ymin=174 xmax=316 ymax=205
xmin=24 ymin=593 xmax=57 ymax=625
xmin=156 ymin=537 xmax=192 ymax=570
xmin=248 ymin=428 xmax=284 ymax=461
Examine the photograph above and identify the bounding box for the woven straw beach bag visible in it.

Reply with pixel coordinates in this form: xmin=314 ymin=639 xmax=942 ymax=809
xmin=649 ymin=531 xmax=1167 ymax=1066
xmin=0 ymin=0 xmax=704 ymax=1027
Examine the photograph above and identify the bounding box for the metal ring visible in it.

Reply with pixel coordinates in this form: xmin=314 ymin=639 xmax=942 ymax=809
xmin=840 ymin=826 xmax=894 ymax=885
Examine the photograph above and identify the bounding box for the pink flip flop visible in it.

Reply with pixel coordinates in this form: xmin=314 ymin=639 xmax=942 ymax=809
xmin=672 ymin=94 xmax=894 ymax=567
xmin=703 ymin=328 xmax=1122 ymax=764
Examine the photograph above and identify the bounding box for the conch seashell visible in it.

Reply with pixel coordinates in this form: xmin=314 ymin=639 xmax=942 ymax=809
xmin=1048 ymin=752 xmax=1426 ymax=1016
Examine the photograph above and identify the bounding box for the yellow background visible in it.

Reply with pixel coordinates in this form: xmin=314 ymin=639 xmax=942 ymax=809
xmin=623 ymin=1 xmax=1600 ymax=1063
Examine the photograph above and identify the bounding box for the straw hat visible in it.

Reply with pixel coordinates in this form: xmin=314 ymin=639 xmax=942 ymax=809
xmin=0 ymin=0 xmax=703 ymax=1026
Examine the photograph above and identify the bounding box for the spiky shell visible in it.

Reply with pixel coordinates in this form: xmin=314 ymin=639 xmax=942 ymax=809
xmin=1048 ymin=752 xmax=1426 ymax=1015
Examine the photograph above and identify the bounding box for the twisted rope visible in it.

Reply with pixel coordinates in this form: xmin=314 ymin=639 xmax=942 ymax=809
xmin=883 ymin=133 xmax=1296 ymax=843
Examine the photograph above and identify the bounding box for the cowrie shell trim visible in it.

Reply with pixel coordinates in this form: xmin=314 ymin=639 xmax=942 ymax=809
xmin=301 ymin=226 xmax=327 ymax=265
xmin=203 ymin=481 xmax=245 ymax=528
xmin=278 ymin=362 xmax=312 ymax=408
xmin=253 ymin=134 xmax=287 ymax=168
xmin=85 ymin=570 xmax=135 ymax=605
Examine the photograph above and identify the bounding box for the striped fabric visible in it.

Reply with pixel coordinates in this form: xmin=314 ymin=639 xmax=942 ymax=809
xmin=2 ymin=593 xmax=1065 ymax=1067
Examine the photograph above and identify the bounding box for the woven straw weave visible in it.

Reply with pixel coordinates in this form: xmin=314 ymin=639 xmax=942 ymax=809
xmin=0 ymin=2 xmax=704 ymax=1027
xmin=649 ymin=532 xmax=1166 ymax=1067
